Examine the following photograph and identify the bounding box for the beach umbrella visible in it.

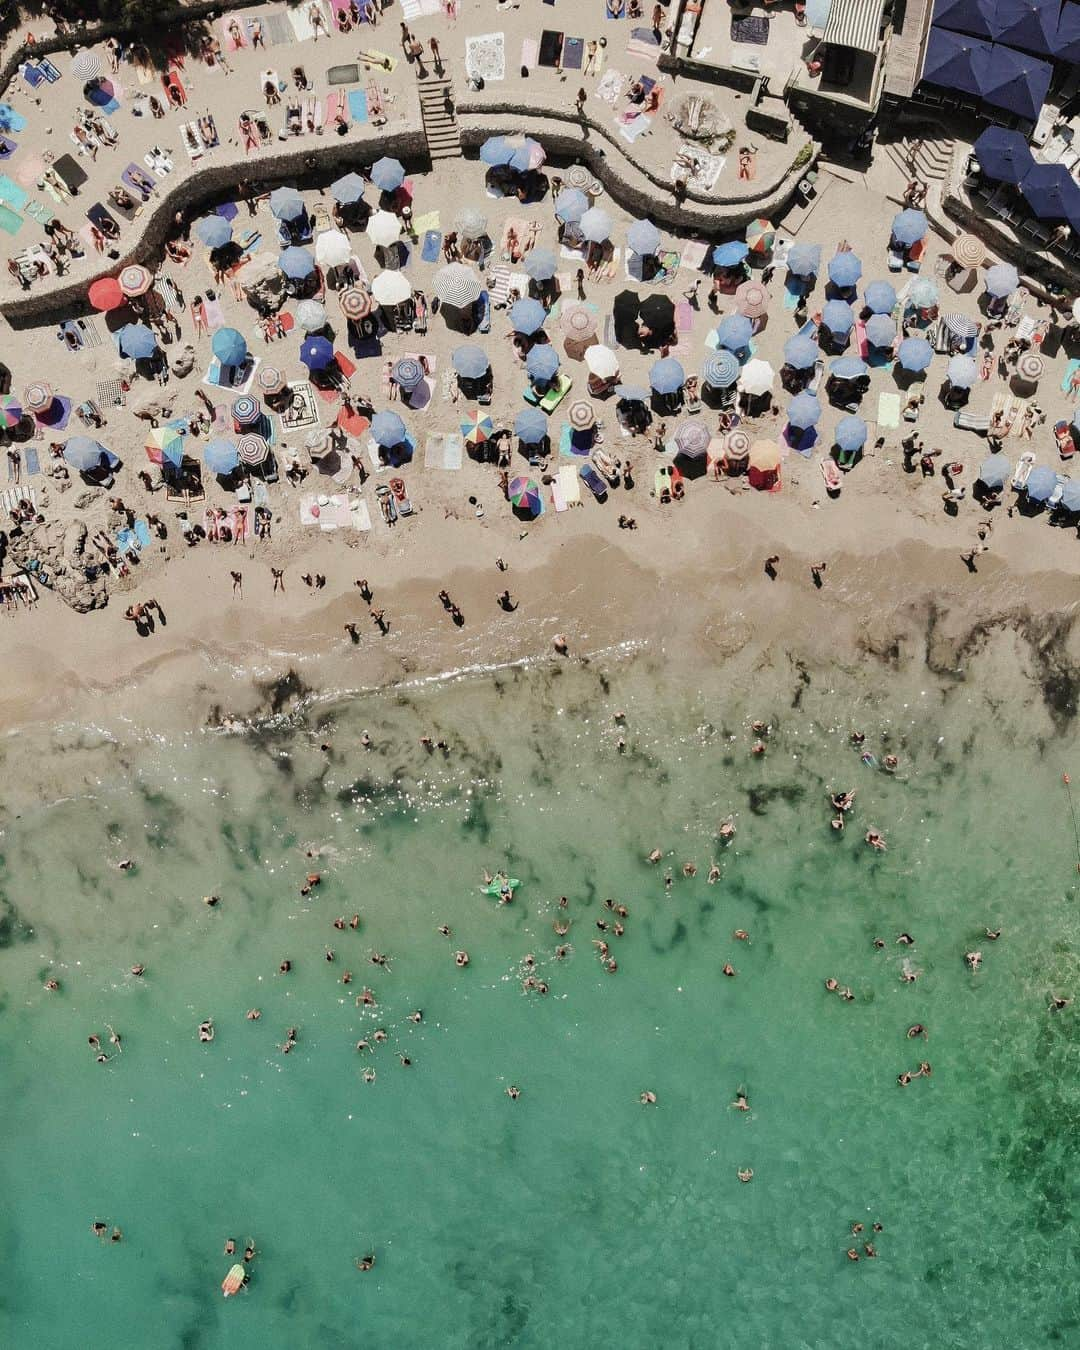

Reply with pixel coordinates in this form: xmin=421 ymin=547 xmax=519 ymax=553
xmin=1025 ymin=465 xmax=1057 ymax=502
xmin=196 ymin=215 xmax=232 ymax=249
xmin=524 ymin=248 xmax=558 ymax=282
xmin=71 ymin=50 xmax=103 ymax=81
xmin=526 ymin=345 xmax=560 ymax=382
xmin=984 ymin=263 xmax=1019 ymax=298
xmin=514 ymin=407 xmax=548 ymax=444
xmin=0 ymin=394 xmax=22 ymax=428
xmin=204 ymin=439 xmax=239 ymax=474
xmin=713 ymin=240 xmax=750 ymax=268
xmin=806 ymin=0 xmax=831 ymax=24
xmin=821 ymin=299 xmax=855 ymax=334
xmin=830 ymin=355 xmax=869 ymax=380
xmin=330 ymin=172 xmax=366 ymax=204
xmin=366 ymin=210 xmax=401 ymax=247
xmin=510 ymin=298 xmax=546 ymax=336
xmin=88 ymin=276 xmax=124 ymax=311
xmin=392 ymin=357 xmax=426 ymax=391
xmin=739 ymin=359 xmax=775 ymax=396
xmin=452 ymin=345 xmax=489 ymax=379
xmin=947 ymin=355 xmax=978 ymax=388
xmin=748 ymin=439 xmax=780 ymax=471
xmin=627 ymin=219 xmax=661 ymax=256
xmin=455 ymin=207 xmax=488 ymax=240
xmin=119 ymin=264 xmax=152 ymax=298
xmin=977 ymin=452 xmax=1010 ymax=489
xmin=256 ymin=366 xmax=286 ymax=396
xmin=615 ymin=383 xmax=650 ymax=404
xmin=717 ymin=314 xmax=753 ymax=351
xmin=278 ymin=246 xmax=315 ymax=280
xmin=269 ymin=187 xmax=305 ymax=222
xmin=315 ymin=229 xmax=351 ymax=268
xmin=584 ymin=344 xmax=619 ymax=379
xmin=63 ymin=435 xmax=107 ymax=470
xmin=942 ymin=312 xmax=979 ymax=341
xmin=951 ymin=234 xmax=987 ymax=269
xmin=864 ymin=280 xmax=896 ymax=315
xmin=561 ymin=303 xmax=599 ymax=341
xmin=909 ymin=278 xmax=939 ymax=309
xmin=639 ymin=294 xmax=675 ymax=335
xmin=971 ymin=128 xmax=1034 ymax=187
xmin=296 ymin=299 xmax=328 ymax=333
xmin=461 ymin=409 xmax=495 ymax=444
xmin=231 ymin=395 xmax=261 ymax=425
xmin=371 ymin=410 xmax=407 ymax=447
xmin=339 ymin=288 xmax=374 ymax=321
xmin=300 ymin=336 xmax=335 ymax=370
xmin=479 ymin=135 xmax=515 ymax=166
xmin=674 ymin=421 xmax=711 ymax=456
xmin=370 ymin=270 xmax=412 ymax=305
xmin=1017 ymin=352 xmax=1043 ymax=383
xmin=786 ymin=243 xmax=820 ymax=276
xmin=212 ymin=327 xmax=248 ymax=367
xmin=745 ymin=218 xmax=775 ymax=254
xmin=828 ymin=253 xmax=862 ymax=288
xmin=508 ymin=138 xmax=546 ymax=173
xmin=236 ymin=433 xmax=269 ymax=466
xmin=370 ymin=157 xmax=405 ymax=192
xmin=117 ymin=323 xmax=157 ymax=359
xmin=649 ymin=357 xmax=685 ymax=394
xmin=23 ymin=382 xmax=51 ymax=413
xmin=565 ymin=164 xmax=594 ymax=191
xmin=897 ymin=337 xmax=933 ymax=372
xmin=567 ymin=399 xmax=596 ymax=431
xmin=144 ymin=424 xmax=183 ymax=468
xmin=865 ymin=314 xmax=896 ymax=348
xmin=702 ymin=351 xmax=740 ymax=387
xmin=1058 ymin=479 xmax=1080 ymax=513
xmin=787 ymin=392 xmax=822 ymax=429
xmin=891 ymin=209 xmax=928 ymax=245
xmin=835 ymin=415 xmax=867 ymax=452
xmin=782 ymin=334 xmax=818 ymax=370
xmin=580 ymin=208 xmax=613 ymax=244
xmin=433 ymin=263 xmax=481 ymax=308
xmin=508 ymin=476 xmax=542 ymax=515
xmin=735 ymin=281 xmax=769 ymax=319
xmin=554 ymin=188 xmax=589 ymax=224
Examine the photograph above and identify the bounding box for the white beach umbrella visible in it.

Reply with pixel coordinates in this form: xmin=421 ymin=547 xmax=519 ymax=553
xmin=371 ymin=270 xmax=412 ymax=305
xmin=584 ymin=344 xmax=619 ymax=379
xmin=315 ymin=229 xmax=352 ymax=268
xmin=296 ymin=299 xmax=328 ymax=332
xmin=738 ymin=359 xmax=775 ymax=396
xmin=366 ymin=210 xmax=401 ymax=248
xmin=580 ymin=207 xmax=613 ymax=244
xmin=433 ymin=263 xmax=482 ymax=308
xmin=455 ymin=207 xmax=488 ymax=240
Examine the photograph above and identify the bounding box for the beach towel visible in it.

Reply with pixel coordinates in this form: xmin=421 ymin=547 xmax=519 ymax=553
xmin=626 ymin=28 xmax=661 ymax=63
xmin=1061 ymin=358 xmax=1080 ymax=397
xmin=562 ymin=36 xmax=584 ymax=68
xmin=0 ymin=135 xmax=16 ymax=160
xmin=261 ymin=11 xmax=293 ymax=45
xmin=203 ymin=297 xmax=227 ymax=330
xmin=551 ymin=477 xmax=567 ymax=511
xmin=877 ymin=392 xmax=901 ymax=429
xmin=539 ymin=30 xmax=564 ymax=66
xmin=134 ymin=520 xmax=153 ymax=549
xmin=0 ymin=204 xmax=22 ymax=234
xmin=53 ymin=153 xmax=88 ymax=192
xmin=347 ymin=89 xmax=369 ymax=123
xmin=328 ymin=63 xmax=361 ymax=84
xmin=731 ymin=14 xmax=769 ymax=42
xmin=618 ymin=114 xmax=650 ymax=142
xmin=36 ymin=395 xmax=71 ymax=429
xmin=359 ymin=49 xmax=398 ymax=72
xmin=0 ymin=104 xmax=27 ymax=134
xmin=21 ymin=62 xmax=46 ymax=90
xmin=466 ymin=32 xmax=506 ymax=81
xmin=351 ymin=498 xmax=372 ymax=530
xmin=558 ymin=463 xmax=581 ymax=503
xmin=595 ymin=68 xmax=625 ymax=103
xmin=325 ymin=91 xmax=349 ymax=128
xmin=24 ymin=447 xmax=39 ymax=475
xmin=288 ymin=2 xmax=328 ymax=41
xmin=421 ymin=229 xmax=441 ymax=263
xmin=521 ymin=38 xmax=539 ymax=69
xmin=676 ymin=301 xmax=694 ymax=332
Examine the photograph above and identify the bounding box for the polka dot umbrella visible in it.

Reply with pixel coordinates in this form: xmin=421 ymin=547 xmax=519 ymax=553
xmin=560 ymin=303 xmax=598 ymax=341
xmin=339 ymin=288 xmax=373 ymax=321
xmin=119 ymin=264 xmax=153 ymax=297
xmin=1017 ymin=352 xmax=1043 ymax=383
xmin=23 ymin=382 xmax=52 ymax=413
xmin=231 ymin=395 xmax=261 ymax=426
xmin=88 ymin=277 xmax=124 ymax=311
xmin=567 ymin=399 xmax=596 ymax=431
xmin=236 ymin=433 xmax=269 ymax=466
xmin=256 ymin=366 xmax=286 ymax=396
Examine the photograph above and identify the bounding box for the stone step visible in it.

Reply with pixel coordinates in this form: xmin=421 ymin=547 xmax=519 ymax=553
xmin=420 ymin=76 xmax=461 ymax=159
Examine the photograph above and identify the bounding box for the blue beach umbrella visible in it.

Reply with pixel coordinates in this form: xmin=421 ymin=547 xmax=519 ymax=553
xmin=370 ymin=157 xmax=405 ymax=192
xmin=300 ymin=336 xmax=335 ymax=370
xmin=716 ymin=314 xmax=753 ymax=352
xmin=787 ymin=392 xmax=822 ymax=429
xmin=947 ymin=355 xmax=978 ymax=388
xmin=524 ymin=248 xmax=558 ymax=282
xmin=269 ymin=187 xmax=305 ymax=221
xmin=827 ymin=253 xmax=862 ymax=288
xmin=63 ymin=435 xmax=107 ymax=470
xmin=515 ymin=407 xmax=549 ymax=444
xmin=702 ymin=351 xmax=740 ymax=387
xmin=649 ymin=357 xmax=685 ymax=394
xmin=713 ymin=240 xmax=750 ymax=268
xmin=212 ymin=328 xmax=247 ymax=367
xmin=971 ymin=126 xmax=1034 ymax=187
xmin=479 ymin=135 xmax=515 ymax=166
xmin=786 ymin=243 xmax=821 ymax=276
xmin=891 ymin=209 xmax=928 ymax=246
xmin=580 ymin=208 xmax=613 ymax=244
xmin=117 ymin=323 xmax=157 ymax=359
xmin=806 ymin=0 xmax=831 ymax=25
xmin=392 ymin=357 xmax=425 ymax=392
xmin=909 ymin=278 xmax=939 ymax=309
xmin=204 ymin=439 xmax=239 ymax=474
xmin=830 ymin=355 xmax=868 ymax=380
xmin=783 ymin=334 xmax=818 ymax=370
xmin=508 ymin=138 xmax=544 ymax=173
xmin=835 ymin=415 xmax=867 ymax=451
xmin=1058 ymin=479 xmax=1080 ymax=513
xmin=510 ymin=298 xmax=546 ymax=335
xmin=821 ymin=300 xmax=855 ymax=334
xmin=451 ymin=345 xmax=489 ymax=379
xmin=865 ymin=314 xmax=897 ymax=348
xmin=897 ymin=337 xmax=933 ymax=372
xmin=1025 ymin=465 xmax=1057 ymax=502
xmin=977 ymin=453 xmax=1010 ymax=489
xmin=371 ymin=410 xmax=407 ymax=447
xmin=615 ymin=383 xmax=650 ymax=403
xmin=330 ymin=172 xmax=366 ymax=204
xmin=279 ymin=246 xmax=315 ymax=280
xmin=554 ymin=188 xmax=588 ymax=224
xmin=628 ymin=219 xmax=661 ymax=256
xmin=196 ymin=215 xmax=232 ymax=249
xmin=985 ymin=262 xmax=1019 ymax=298
xmin=864 ymin=280 xmax=897 ymax=315
xmin=526 ymin=345 xmax=560 ymax=382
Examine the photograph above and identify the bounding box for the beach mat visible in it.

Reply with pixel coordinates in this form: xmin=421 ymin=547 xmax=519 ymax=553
xmin=877 ymin=392 xmax=901 ymax=428
xmin=347 ymin=89 xmax=369 ymax=123
xmin=0 ymin=203 xmax=21 ymax=234
xmin=562 ymin=36 xmax=584 ymax=69
xmin=539 ymin=30 xmax=564 ymax=66
xmin=1061 ymin=358 xmax=1080 ymax=395
xmin=328 ymin=63 xmax=360 ymax=84
xmin=731 ymin=14 xmax=769 ymax=42
xmin=521 ymin=38 xmax=538 ymax=69
xmin=558 ymin=463 xmax=581 ymax=503
xmin=24 ymin=446 xmax=40 ymax=474
xmin=421 ymin=229 xmax=441 ymax=263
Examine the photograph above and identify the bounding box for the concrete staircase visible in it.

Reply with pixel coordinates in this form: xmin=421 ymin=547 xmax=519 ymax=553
xmin=886 ymin=135 xmax=955 ymax=184
xmin=418 ymin=78 xmax=461 ymax=161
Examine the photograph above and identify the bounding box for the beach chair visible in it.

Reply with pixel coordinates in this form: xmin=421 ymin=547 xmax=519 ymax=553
xmin=181 ymin=122 xmax=204 ymax=159
xmin=580 ymin=463 xmax=608 ymax=501
xmin=953 ymin=410 xmax=989 ymax=434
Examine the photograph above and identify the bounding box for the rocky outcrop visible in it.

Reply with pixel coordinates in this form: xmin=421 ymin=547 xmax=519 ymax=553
xmin=242 ymin=253 xmax=288 ymax=316
xmin=170 ymin=344 xmax=196 ymax=379
xmin=3 ymin=512 xmax=109 ymax=613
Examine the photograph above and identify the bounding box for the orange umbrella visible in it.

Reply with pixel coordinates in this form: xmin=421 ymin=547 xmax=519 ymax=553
xmin=88 ymin=277 xmax=124 ymax=311
xmin=748 ymin=439 xmax=780 ymax=472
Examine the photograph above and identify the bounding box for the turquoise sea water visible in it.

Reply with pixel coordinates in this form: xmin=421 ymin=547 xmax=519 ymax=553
xmin=2 ymin=634 xmax=1080 ymax=1349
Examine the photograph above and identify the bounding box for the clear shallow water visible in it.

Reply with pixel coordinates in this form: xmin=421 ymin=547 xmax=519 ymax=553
xmin=2 ymin=636 xmax=1080 ymax=1350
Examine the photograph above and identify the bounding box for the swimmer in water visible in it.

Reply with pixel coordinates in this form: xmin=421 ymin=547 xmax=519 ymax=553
xmin=647 ymin=848 xmax=662 ymax=864
xmin=896 ymin=933 xmax=915 ymax=946
xmin=907 ymin=1024 xmax=927 ymax=1039
xmin=734 ymin=929 xmax=750 ymax=942
xmin=363 ymin=1068 xmax=376 ymax=1083
xmin=718 ymin=816 xmax=736 ymax=840
xmin=824 ymin=978 xmax=839 ymax=992
xmin=639 ymin=1090 xmax=657 ymax=1105
xmin=506 ymin=1085 xmax=520 ymax=1100
xmin=408 ymin=1010 xmax=423 ymax=1023
xmin=593 ymin=940 xmax=610 ymax=959
xmin=847 ymin=1248 xmax=860 ymax=1261
xmin=279 ymin=959 xmax=292 ymax=974
xmin=130 ymin=964 xmax=145 ymax=977
xmin=92 ymin=1221 xmax=108 ymax=1237
xmin=554 ymin=919 xmax=570 ymax=936
xmin=356 ymin=1254 xmax=376 ymax=1271
xmin=722 ymin=962 xmax=736 ymax=977
xmin=437 ymin=924 xmax=451 ymax=937
xmin=454 ymin=950 xmax=469 ymax=967
xmin=873 ymin=938 xmax=886 ymax=949
xmin=732 ymin=1089 xmax=749 ymax=1111
xmin=225 ymin=1239 xmax=235 ymax=1255
xmin=683 ymin=862 xmax=697 ymax=877
xmin=555 ymin=944 xmax=571 ymax=959
xmin=357 ymin=987 xmax=376 ymax=1006
xmin=350 ymin=914 xmax=361 ymax=929
xmin=1050 ymin=995 xmax=1072 ymax=1010
xmin=737 ymin=1168 xmax=753 ymax=1183
xmin=614 ymin=903 xmax=628 ymax=918
xmin=370 ymin=951 xmax=389 ymax=968
xmin=985 ymin=927 xmax=1001 ymax=940
xmin=883 ymin=754 xmax=898 ymax=772
xmin=965 ymin=950 xmax=982 ymax=971
xmin=88 ymin=1034 xmax=101 ymax=1050
xmin=865 ymin=829 xmax=887 ymax=851
xmin=708 ymin=864 xmax=721 ymax=883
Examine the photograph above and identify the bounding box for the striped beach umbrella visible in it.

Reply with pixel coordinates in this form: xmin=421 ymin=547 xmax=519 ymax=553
xmin=23 ymin=382 xmax=51 ymax=413
xmin=567 ymin=399 xmax=595 ymax=431
xmin=144 ymin=424 xmax=184 ymax=467
xmin=565 ymin=164 xmax=593 ymax=191
xmin=204 ymin=439 xmax=239 ymax=474
xmin=560 ymin=303 xmax=598 ymax=341
xmin=371 ymin=271 xmax=412 ymax=306
xmin=942 ymin=312 xmax=978 ymax=341
xmin=508 ymin=476 xmax=542 ymax=515
xmin=951 ymin=234 xmax=986 ymax=269
xmin=366 ymin=210 xmax=401 ymax=248
xmin=296 ymin=299 xmax=327 ymax=333
xmin=0 ymin=395 xmax=22 ymax=428
xmin=88 ymin=276 xmax=124 ymax=311
xmin=392 ymin=357 xmax=425 ymax=391
xmin=554 ymin=188 xmax=589 ymax=224
xmin=745 ymin=218 xmax=775 ymax=254
xmin=584 ymin=345 xmax=619 ymax=379
xmin=734 ymin=281 xmax=769 ymax=319
xmin=119 ymin=264 xmax=153 ymax=297
xmin=339 ymin=288 xmax=373 ymax=321
xmin=72 ymin=50 xmax=103 ymax=81
xmin=236 ymin=433 xmax=269 ymax=466
xmin=723 ymin=428 xmax=751 ymax=463
xmin=231 ymin=395 xmax=261 ymax=426
xmin=1017 ymin=352 xmax=1043 ymax=383
xmin=702 ymin=351 xmax=740 ymax=387
xmin=674 ymin=421 xmax=710 ymax=456
xmin=461 ymin=409 xmax=494 ymax=444
xmin=455 ymin=207 xmax=488 ymax=240
xmin=451 ymin=345 xmax=489 ymax=379
xmin=433 ymin=263 xmax=481 ymax=308
xmin=256 ymin=366 xmax=286 ymax=396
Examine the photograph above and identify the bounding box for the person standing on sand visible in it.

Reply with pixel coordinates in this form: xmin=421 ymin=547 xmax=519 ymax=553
xmin=231 ymin=570 xmax=242 ymax=597
xmin=764 ymin=555 xmax=779 ymax=579
xmin=272 ymin=568 xmax=285 ymax=593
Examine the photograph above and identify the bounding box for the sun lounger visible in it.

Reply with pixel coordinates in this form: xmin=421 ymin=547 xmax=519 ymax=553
xmin=953 ymin=410 xmax=989 ymax=434
xmin=580 ymin=463 xmax=608 ymax=501
xmin=181 ymin=122 xmax=204 ymax=158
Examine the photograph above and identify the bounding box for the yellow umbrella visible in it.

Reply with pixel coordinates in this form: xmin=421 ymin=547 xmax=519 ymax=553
xmin=748 ymin=439 xmax=780 ymax=472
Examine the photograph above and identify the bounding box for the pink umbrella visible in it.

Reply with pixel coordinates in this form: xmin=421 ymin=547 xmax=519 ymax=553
xmin=734 ymin=280 xmax=769 ymax=319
